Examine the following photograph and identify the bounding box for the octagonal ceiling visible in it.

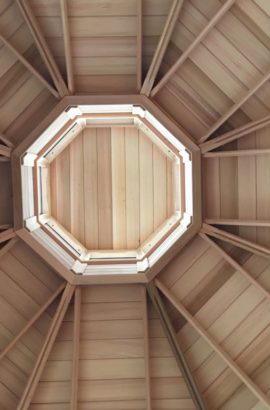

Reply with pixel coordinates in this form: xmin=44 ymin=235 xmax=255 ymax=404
xmin=1 ymin=1 xmax=270 ymax=409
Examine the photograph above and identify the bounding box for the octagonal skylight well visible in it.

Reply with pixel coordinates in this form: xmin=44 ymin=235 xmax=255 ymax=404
xmin=21 ymin=104 xmax=193 ymax=275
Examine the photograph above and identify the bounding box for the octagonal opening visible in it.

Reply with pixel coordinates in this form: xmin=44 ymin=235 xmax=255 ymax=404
xmin=21 ymin=103 xmax=193 ymax=275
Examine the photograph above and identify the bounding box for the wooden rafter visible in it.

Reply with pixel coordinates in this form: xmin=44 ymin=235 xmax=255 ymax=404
xmin=200 ymin=232 xmax=270 ymax=301
xmin=204 ymin=219 xmax=270 ymax=227
xmin=0 ymin=236 xmax=18 ymax=259
xmin=0 ymin=282 xmax=65 ymax=363
xmin=0 ymin=32 xmax=59 ymax=99
xmin=18 ymin=283 xmax=75 ymax=410
xmin=203 ymin=148 xmax=270 ymax=158
xmin=141 ymin=0 xmax=184 ymax=96
xmin=136 ymin=0 xmax=143 ymax=91
xmin=200 ymin=68 xmax=270 ymax=143
xmin=60 ymin=0 xmax=74 ymax=94
xmin=16 ymin=0 xmax=69 ymax=97
xmin=0 ymin=228 xmax=15 ymax=244
xmin=155 ymin=279 xmax=270 ymax=408
xmin=142 ymin=287 xmax=151 ymax=410
xmin=200 ymin=114 xmax=270 ymax=153
xmin=0 ymin=144 xmax=11 ymax=158
xmin=71 ymin=286 xmax=81 ymax=408
xmin=0 ymin=133 xmax=14 ymax=148
xmin=151 ymin=0 xmax=236 ymax=97
xmin=202 ymin=223 xmax=270 ymax=260
xmin=147 ymin=282 xmax=207 ymax=410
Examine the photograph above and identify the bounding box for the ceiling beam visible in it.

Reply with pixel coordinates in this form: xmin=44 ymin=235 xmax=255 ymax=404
xmin=200 ymin=114 xmax=270 ymax=153
xmin=200 ymin=232 xmax=270 ymax=300
xmin=155 ymin=279 xmax=270 ymax=408
xmin=136 ymin=0 xmax=143 ymax=91
xmin=16 ymin=0 xmax=69 ymax=97
xmin=0 ymin=133 xmax=14 ymax=148
xmin=18 ymin=283 xmax=75 ymax=410
xmin=142 ymin=287 xmax=151 ymax=410
xmin=141 ymin=0 xmax=184 ymax=96
xmin=204 ymin=219 xmax=270 ymax=227
xmin=0 ymin=32 xmax=59 ymax=98
xmin=151 ymin=0 xmax=235 ymax=97
xmin=0 ymin=144 xmax=11 ymax=158
xmin=0 ymin=236 xmax=18 ymax=259
xmin=147 ymin=282 xmax=207 ymax=410
xmin=203 ymin=148 xmax=270 ymax=158
xmin=71 ymin=286 xmax=81 ymax=409
xmin=200 ymin=68 xmax=270 ymax=143
xmin=0 ymin=228 xmax=15 ymax=243
xmin=0 ymin=282 xmax=65 ymax=363
xmin=60 ymin=0 xmax=74 ymax=94
xmin=201 ymin=223 xmax=270 ymax=260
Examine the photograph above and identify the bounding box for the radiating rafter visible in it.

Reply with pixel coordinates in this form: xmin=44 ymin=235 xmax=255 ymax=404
xmin=16 ymin=0 xmax=69 ymax=97
xmin=155 ymin=279 xmax=270 ymax=409
xmin=201 ymin=223 xmax=270 ymax=260
xmin=147 ymin=282 xmax=207 ymax=410
xmin=204 ymin=219 xmax=270 ymax=227
xmin=0 ymin=32 xmax=59 ymax=98
xmin=60 ymin=0 xmax=74 ymax=94
xmin=71 ymin=286 xmax=81 ymax=408
xmin=0 ymin=144 xmax=11 ymax=158
xmin=200 ymin=232 xmax=270 ymax=301
xmin=0 ymin=282 xmax=66 ymax=363
xmin=0 ymin=228 xmax=15 ymax=244
xmin=141 ymin=0 xmax=184 ymax=96
xmin=200 ymin=68 xmax=270 ymax=143
xmin=0 ymin=236 xmax=18 ymax=259
xmin=151 ymin=0 xmax=236 ymax=97
xmin=142 ymin=286 xmax=151 ymax=410
xmin=200 ymin=114 xmax=270 ymax=153
xmin=203 ymin=149 xmax=270 ymax=158
xmin=136 ymin=0 xmax=143 ymax=91
xmin=17 ymin=283 xmax=75 ymax=410
xmin=0 ymin=133 xmax=14 ymax=148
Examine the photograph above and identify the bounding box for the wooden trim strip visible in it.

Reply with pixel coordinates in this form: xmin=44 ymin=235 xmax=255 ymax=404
xmin=200 ymin=115 xmax=270 ymax=153
xmin=204 ymin=219 xmax=270 ymax=227
xmin=0 ymin=32 xmax=59 ymax=99
xmin=0 ymin=144 xmax=11 ymax=158
xmin=60 ymin=0 xmax=74 ymax=94
xmin=200 ymin=69 xmax=270 ymax=143
xmin=151 ymin=0 xmax=236 ymax=96
xmin=0 ymin=282 xmax=66 ymax=363
xmin=147 ymin=282 xmax=207 ymax=410
xmin=18 ymin=283 xmax=75 ymax=410
xmin=0 ymin=228 xmax=15 ymax=244
xmin=142 ymin=287 xmax=151 ymax=410
xmin=71 ymin=287 xmax=81 ymax=408
xmin=201 ymin=223 xmax=270 ymax=260
xmin=155 ymin=279 xmax=270 ymax=408
xmin=16 ymin=0 xmax=69 ymax=97
xmin=0 ymin=236 xmax=18 ymax=259
xmin=136 ymin=0 xmax=143 ymax=91
xmin=203 ymin=148 xmax=270 ymax=158
xmin=141 ymin=0 xmax=184 ymax=96
xmin=200 ymin=232 xmax=270 ymax=300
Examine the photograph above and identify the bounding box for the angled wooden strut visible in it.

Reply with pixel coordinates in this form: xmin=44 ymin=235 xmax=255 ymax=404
xmin=151 ymin=0 xmax=236 ymax=97
xmin=0 ymin=228 xmax=15 ymax=244
xmin=18 ymin=283 xmax=75 ymax=409
xmin=141 ymin=0 xmax=184 ymax=96
xmin=200 ymin=114 xmax=270 ymax=153
xmin=60 ymin=0 xmax=74 ymax=94
xmin=155 ymin=279 xmax=270 ymax=408
xmin=0 ymin=282 xmax=65 ymax=363
xmin=0 ymin=236 xmax=18 ymax=259
xmin=0 ymin=31 xmax=59 ymax=98
xmin=147 ymin=282 xmax=207 ymax=410
xmin=136 ymin=0 xmax=143 ymax=91
xmin=201 ymin=223 xmax=270 ymax=260
xmin=16 ymin=0 xmax=69 ymax=97
xmin=0 ymin=144 xmax=12 ymax=158
xmin=142 ymin=287 xmax=151 ymax=410
xmin=71 ymin=287 xmax=81 ymax=408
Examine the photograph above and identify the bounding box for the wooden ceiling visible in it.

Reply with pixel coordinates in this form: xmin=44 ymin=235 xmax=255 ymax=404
xmin=1 ymin=0 xmax=270 ymax=409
